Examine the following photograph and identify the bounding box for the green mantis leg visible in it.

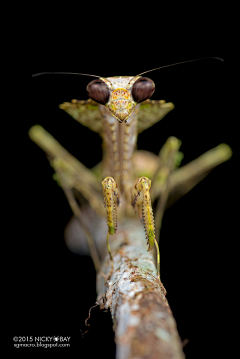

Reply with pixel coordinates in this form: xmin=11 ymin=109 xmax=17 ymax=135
xmin=151 ymin=137 xmax=182 ymax=243
xmin=50 ymin=158 xmax=101 ymax=271
xmin=102 ymin=177 xmax=119 ymax=266
xmin=28 ymin=125 xmax=105 ymax=217
xmin=132 ymin=177 xmax=160 ymax=280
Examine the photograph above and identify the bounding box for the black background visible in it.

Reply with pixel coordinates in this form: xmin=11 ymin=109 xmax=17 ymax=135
xmin=13 ymin=7 xmax=235 ymax=358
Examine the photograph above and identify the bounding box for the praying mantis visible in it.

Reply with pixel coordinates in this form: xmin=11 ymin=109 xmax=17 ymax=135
xmin=36 ymin=72 xmax=179 ymax=280
xmin=30 ymin=60 xmax=231 ymax=283
xmin=83 ymin=72 xmax=175 ymax=279
xmin=29 ymin=61 xmax=232 ymax=358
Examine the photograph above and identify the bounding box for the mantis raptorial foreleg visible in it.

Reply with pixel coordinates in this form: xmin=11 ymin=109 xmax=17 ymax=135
xmin=102 ymin=177 xmax=119 ymax=264
xmin=132 ymin=177 xmax=160 ymax=280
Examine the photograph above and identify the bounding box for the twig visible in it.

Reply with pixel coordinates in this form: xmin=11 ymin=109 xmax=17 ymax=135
xmin=81 ymin=296 xmax=106 ymax=336
xmin=97 ymin=220 xmax=185 ymax=359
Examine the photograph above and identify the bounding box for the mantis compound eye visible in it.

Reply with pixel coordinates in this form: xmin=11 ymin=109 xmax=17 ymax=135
xmin=86 ymin=79 xmax=110 ymax=105
xmin=131 ymin=77 xmax=155 ymax=103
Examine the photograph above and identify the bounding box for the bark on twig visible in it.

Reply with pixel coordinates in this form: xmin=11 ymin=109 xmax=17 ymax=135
xmin=96 ymin=219 xmax=185 ymax=359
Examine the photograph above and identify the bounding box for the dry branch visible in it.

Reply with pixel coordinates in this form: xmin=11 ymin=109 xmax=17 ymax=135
xmin=96 ymin=219 xmax=185 ymax=359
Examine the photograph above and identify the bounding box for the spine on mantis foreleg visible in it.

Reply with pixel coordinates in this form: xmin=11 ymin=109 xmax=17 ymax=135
xmin=102 ymin=177 xmax=119 ymax=262
xmin=133 ymin=177 xmax=155 ymax=251
xmin=102 ymin=177 xmax=119 ymax=234
xmin=133 ymin=177 xmax=160 ymax=279
xmin=142 ymin=191 xmax=155 ymax=253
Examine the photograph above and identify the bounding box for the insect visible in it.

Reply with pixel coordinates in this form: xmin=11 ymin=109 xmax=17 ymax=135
xmin=29 ymin=59 xmax=232 ymax=357
xmin=30 ymin=57 xmax=228 ymax=281
xmin=87 ymin=73 xmax=161 ymax=275
xmin=58 ymin=72 xmax=174 ymax=279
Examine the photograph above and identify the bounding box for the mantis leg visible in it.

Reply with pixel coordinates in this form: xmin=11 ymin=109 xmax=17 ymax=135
xmin=132 ymin=177 xmax=160 ymax=280
xmin=54 ymin=166 xmax=101 ymax=271
xmin=152 ymin=143 xmax=232 ymax=207
xmin=151 ymin=137 xmax=182 ymax=243
xmin=29 ymin=125 xmax=105 ymax=217
xmin=102 ymin=177 xmax=119 ymax=266
xmin=150 ymin=139 xmax=232 ymax=248
xmin=132 ymin=139 xmax=182 ymax=279
xmin=132 ymin=143 xmax=232 ymax=209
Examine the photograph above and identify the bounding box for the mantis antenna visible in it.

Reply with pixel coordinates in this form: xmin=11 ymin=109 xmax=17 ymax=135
xmin=32 ymin=57 xmax=223 ymax=83
xmin=129 ymin=56 xmax=224 ymax=83
xmin=31 ymin=71 xmax=113 ymax=86
xmin=32 ymin=71 xmax=101 ymax=78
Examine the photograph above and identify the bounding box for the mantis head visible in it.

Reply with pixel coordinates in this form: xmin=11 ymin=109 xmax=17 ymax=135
xmin=87 ymin=76 xmax=155 ymax=123
xmin=32 ymin=57 xmax=223 ymax=124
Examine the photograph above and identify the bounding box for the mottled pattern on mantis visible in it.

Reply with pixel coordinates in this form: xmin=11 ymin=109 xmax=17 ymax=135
xmin=133 ymin=177 xmax=155 ymax=252
xmin=60 ymin=78 xmax=174 ymax=209
xmin=102 ymin=176 xmax=119 ymax=235
xmin=59 ymin=76 xmax=175 ymax=267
